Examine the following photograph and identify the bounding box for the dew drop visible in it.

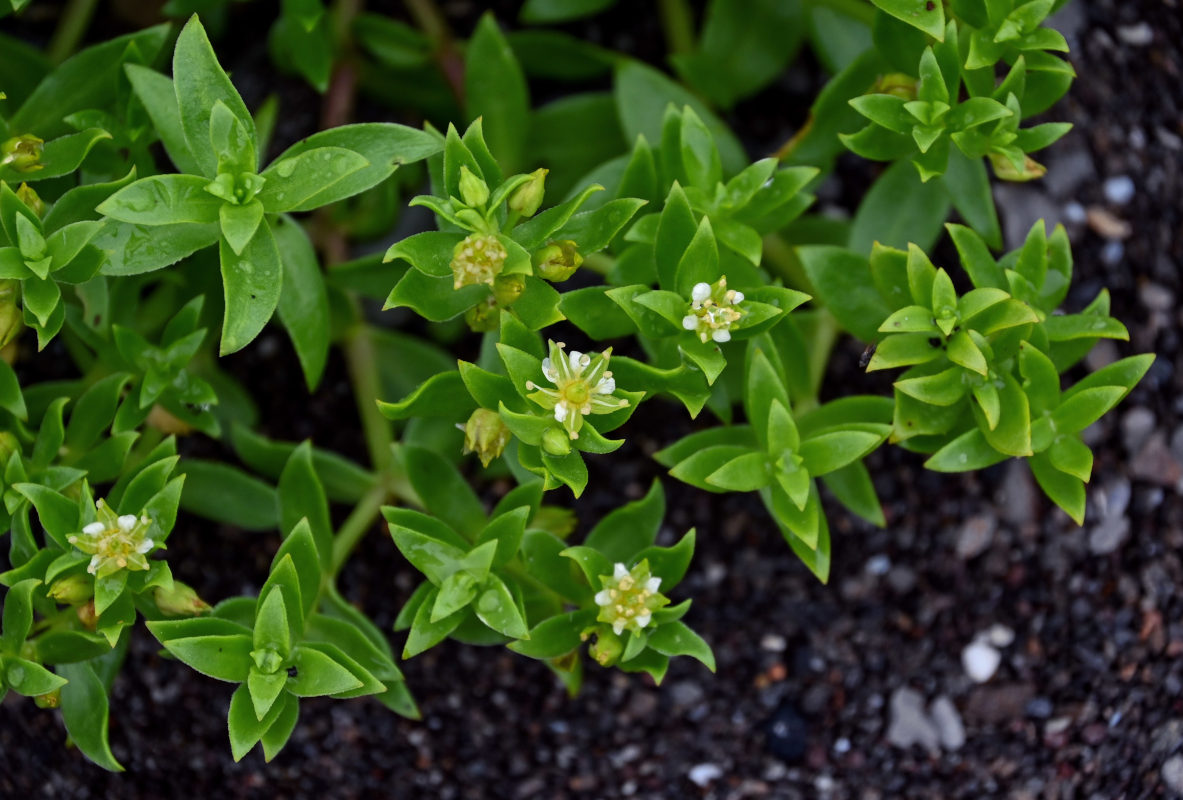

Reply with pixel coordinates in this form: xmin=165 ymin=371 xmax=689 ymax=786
xmin=275 ymin=159 xmax=296 ymax=178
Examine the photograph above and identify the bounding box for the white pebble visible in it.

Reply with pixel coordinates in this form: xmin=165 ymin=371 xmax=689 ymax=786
xmin=688 ymin=763 xmax=723 ymax=787
xmin=1063 ymin=201 xmax=1087 ymax=224
xmin=962 ymin=640 xmax=1002 ymax=683
xmin=865 ymin=554 xmax=892 ymax=575
xmin=987 ymin=623 xmax=1015 ymax=648
xmin=1103 ymin=175 xmax=1135 ymax=206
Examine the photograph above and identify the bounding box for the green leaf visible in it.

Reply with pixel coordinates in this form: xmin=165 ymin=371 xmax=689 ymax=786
xmin=95 ymin=221 xmax=220 ymax=276
xmin=259 ymin=147 xmax=370 ymax=213
xmin=177 ymin=460 xmax=278 ymax=531
xmin=157 ymin=633 xmax=253 ymax=682
xmin=287 ymin=644 xmax=364 ymax=697
xmin=705 ymin=451 xmax=770 ymax=491
xmin=584 ymin=479 xmax=665 ymax=563
xmin=849 ymin=159 xmax=951 ymax=254
xmin=466 ymin=13 xmax=529 ymax=173
xmin=278 ymin=442 xmax=332 ymax=566
xmin=272 ymin=215 xmax=330 ymax=390
xmin=403 ymin=587 xmax=463 ymax=658
xmin=402 ymin=446 xmax=487 ymax=538
xmin=125 ymin=65 xmax=201 ymax=174
xmin=58 ymin=662 xmax=123 ymax=772
xmin=0 ymin=359 xmax=26 ymax=420
xmin=173 ymin=15 xmax=256 ymax=176
xmin=267 ymin=123 xmax=439 ymax=211
xmin=219 ymin=220 xmax=282 ymax=355
xmin=871 ymin=0 xmax=945 ymax=38
xmin=227 ymin=683 xmax=286 ymax=761
xmin=96 ymin=175 xmax=223 ymax=226
xmin=647 ymin=620 xmax=715 ymax=671
xmin=1028 ymin=453 xmax=1084 ymax=524
xmin=4 ymin=657 xmax=66 ymax=696
xmin=1 ymin=579 xmax=39 ymax=653
xmin=474 ymin=506 xmax=529 ymax=568
xmin=508 ymin=609 xmax=594 ymax=659
xmin=798 ymin=246 xmax=892 ymax=342
xmin=219 ymin=199 xmax=265 ymax=256
xmin=799 ymin=427 xmax=888 ymax=475
xmin=473 ymin=574 xmax=529 ymax=639
xmin=254 ymin=585 xmax=293 ymax=659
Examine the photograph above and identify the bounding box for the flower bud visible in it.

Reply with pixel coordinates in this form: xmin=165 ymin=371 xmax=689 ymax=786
xmin=532 ymin=240 xmax=582 ymax=283
xmin=540 ymin=426 xmax=572 ymax=456
xmin=76 ymin=600 xmax=98 ymax=630
xmin=15 ymin=183 xmax=45 ymax=218
xmin=48 ymin=574 xmax=93 ymax=605
xmin=464 ymin=297 xmax=500 ymax=333
xmin=458 ymin=165 xmax=490 ymax=208
xmin=34 ymin=689 xmax=61 ymax=709
xmin=0 ymin=280 xmax=19 ymax=349
xmin=154 ymin=581 xmax=212 ymax=617
xmin=872 ymin=72 xmax=918 ymax=100
xmin=988 ymin=152 xmax=1047 ymax=182
xmin=0 ymin=430 xmax=19 ymax=465
xmin=451 ymin=234 xmax=508 ymax=289
xmin=0 ymin=135 xmax=44 ymax=172
xmin=492 ymin=273 xmax=526 ymax=307
xmin=460 ymin=408 xmax=512 ymax=467
xmin=508 ymin=168 xmax=548 ymax=217
xmin=588 ymin=628 xmax=623 ymax=667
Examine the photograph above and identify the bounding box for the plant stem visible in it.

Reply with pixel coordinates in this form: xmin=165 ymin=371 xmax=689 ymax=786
xmin=404 ymin=0 xmax=465 ymax=102
xmin=761 ymin=233 xmax=813 ymax=294
xmin=343 ymin=322 xmax=394 ymax=475
xmin=330 ymin=483 xmax=387 ymax=575
xmin=657 ymin=0 xmax=696 ymax=55
xmin=47 ymin=0 xmax=99 ymax=64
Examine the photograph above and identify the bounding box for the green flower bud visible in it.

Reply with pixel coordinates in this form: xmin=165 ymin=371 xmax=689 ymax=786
xmin=588 ymin=627 xmax=623 ymax=667
xmin=0 ymin=280 xmax=20 ymax=350
xmin=451 ymin=234 xmax=508 ymax=289
xmin=492 ymin=273 xmax=526 ymax=307
xmin=460 ymin=408 xmax=512 ymax=468
xmin=464 ymin=297 xmax=500 ymax=332
xmin=989 ymin=152 xmax=1047 ymax=182
xmin=15 ymin=183 xmax=45 ymax=218
xmin=34 ymin=689 xmax=61 ymax=709
xmin=532 ymin=240 xmax=582 ymax=283
xmin=153 ymin=581 xmax=212 ymax=617
xmin=508 ymin=168 xmax=548 ymax=217
xmin=458 ymin=165 xmax=490 ymax=208
xmin=0 ymin=135 xmax=44 ymax=172
xmin=48 ymin=574 xmax=94 ymax=605
xmin=540 ymin=426 xmax=572 ymax=456
xmin=0 ymin=430 xmax=19 ymax=465
xmin=76 ymin=600 xmax=97 ymax=630
xmin=872 ymin=72 xmax=918 ymax=100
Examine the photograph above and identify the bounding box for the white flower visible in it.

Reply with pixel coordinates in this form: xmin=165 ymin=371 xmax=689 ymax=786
xmin=593 ymin=560 xmax=670 ymax=637
xmin=683 ymin=276 xmax=745 ymax=344
xmin=525 ymin=341 xmax=629 ymax=440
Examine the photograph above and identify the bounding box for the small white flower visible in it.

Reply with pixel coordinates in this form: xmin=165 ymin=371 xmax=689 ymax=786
xmin=595 ymin=376 xmax=616 ymax=394
xmin=691 ymin=283 xmax=711 ymax=303
xmin=136 ymin=538 xmax=154 ymax=554
xmin=553 ymin=402 xmax=569 ymax=422
xmin=645 ymin=577 xmax=661 ymax=593
xmin=541 ymin=357 xmax=557 ymax=382
xmin=682 ymin=314 xmax=698 ymax=331
xmin=683 ymin=276 xmax=745 ymax=344
xmin=712 ymin=329 xmax=731 ymax=343
xmin=595 ymin=590 xmax=611 ymax=606
xmin=613 ymin=563 xmax=629 ymax=580
xmin=117 ymin=514 xmax=138 ymax=531
xmin=613 ymin=620 xmax=626 ymax=635
xmin=634 ymin=612 xmax=651 ymax=629
xmin=731 ymin=291 xmax=745 ymax=303
xmin=595 ymin=560 xmax=670 ymax=637
xmin=82 ymin=522 xmax=105 ymax=535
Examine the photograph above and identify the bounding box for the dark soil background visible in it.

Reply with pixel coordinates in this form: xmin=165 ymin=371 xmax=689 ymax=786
xmin=3 ymin=1 xmax=1183 ymax=798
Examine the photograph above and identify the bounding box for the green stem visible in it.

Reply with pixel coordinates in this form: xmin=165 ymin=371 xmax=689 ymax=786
xmin=804 ymin=308 xmax=840 ymax=411
xmin=761 ymin=233 xmax=813 ymax=294
xmin=47 ymin=0 xmax=100 ymax=64
xmin=343 ymin=322 xmax=393 ymax=475
xmin=330 ymin=483 xmax=387 ymax=576
xmin=581 ymin=252 xmax=615 ymax=277
xmin=657 ymin=0 xmax=696 ymax=55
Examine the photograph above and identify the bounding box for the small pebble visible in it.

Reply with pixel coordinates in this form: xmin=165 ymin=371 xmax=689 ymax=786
xmin=1063 ymin=201 xmax=1087 ymax=223
xmin=987 ymin=624 xmax=1015 ymax=648
xmin=1116 ymin=22 xmax=1154 ymax=45
xmin=688 ymin=763 xmax=723 ymax=787
xmin=833 ymin=737 xmax=851 ymax=754
xmin=1101 ymin=240 xmax=1124 ymax=266
xmin=1163 ymin=755 xmax=1183 ymax=795
xmin=930 ymin=696 xmax=966 ymax=751
xmin=963 ymin=641 xmax=1002 ymax=683
xmin=865 ymin=554 xmax=891 ymax=576
xmin=1103 ymin=175 xmax=1135 ymax=205
xmin=886 ymin=687 xmax=940 ymax=752
xmin=760 ymin=634 xmax=787 ymax=653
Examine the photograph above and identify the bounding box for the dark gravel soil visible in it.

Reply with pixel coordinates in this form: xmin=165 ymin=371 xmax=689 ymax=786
xmin=4 ymin=1 xmax=1183 ymax=798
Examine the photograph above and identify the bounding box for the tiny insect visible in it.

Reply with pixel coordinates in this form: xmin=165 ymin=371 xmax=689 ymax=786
xmin=859 ymin=343 xmax=877 ymax=369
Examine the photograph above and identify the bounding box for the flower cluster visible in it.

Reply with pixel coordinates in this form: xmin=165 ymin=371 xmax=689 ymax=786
xmin=525 ymin=341 xmax=628 ymax=440
xmin=594 ymin=560 xmax=669 ymax=635
xmin=450 ymin=233 xmax=507 ymax=289
xmin=66 ymin=499 xmax=156 ymax=578
xmin=682 ymin=277 xmax=745 ymax=343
